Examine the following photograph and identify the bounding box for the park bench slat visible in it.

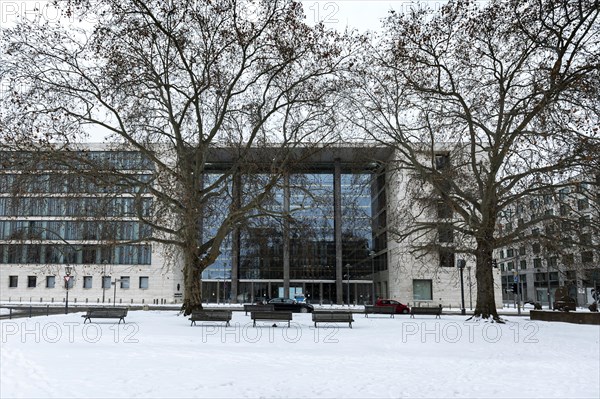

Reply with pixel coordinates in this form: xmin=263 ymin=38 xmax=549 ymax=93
xmin=189 ymin=310 xmax=232 ymax=326
xmin=410 ymin=306 xmax=442 ymax=319
xmin=81 ymin=308 xmax=128 ymax=324
xmin=250 ymin=311 xmax=292 ymax=327
xmin=364 ymin=305 xmax=395 ymax=318
xmin=312 ymin=311 xmax=354 ymax=328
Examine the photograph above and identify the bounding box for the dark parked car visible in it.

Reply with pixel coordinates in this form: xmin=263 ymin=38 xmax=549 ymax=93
xmin=268 ymin=298 xmax=314 ymax=313
xmin=375 ymin=299 xmax=410 ymax=314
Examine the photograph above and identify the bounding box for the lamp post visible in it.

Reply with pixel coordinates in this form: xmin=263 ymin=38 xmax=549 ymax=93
xmin=457 ymin=259 xmax=466 ymax=315
xmin=102 ymin=260 xmax=108 ymax=303
xmin=345 ymin=264 xmax=351 ymax=306
xmin=467 ymin=266 xmax=472 ymax=310
xmin=369 ymin=251 xmax=375 ymax=305
xmin=546 ymin=259 xmax=552 ymax=310
xmin=64 ymin=266 xmax=72 ymax=315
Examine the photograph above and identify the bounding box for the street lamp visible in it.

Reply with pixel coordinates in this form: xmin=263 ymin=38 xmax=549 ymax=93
xmin=457 ymin=259 xmax=466 ymax=315
xmin=369 ymin=251 xmax=376 ymax=305
xmin=345 ymin=264 xmax=351 ymax=306
xmin=64 ymin=266 xmax=73 ymax=315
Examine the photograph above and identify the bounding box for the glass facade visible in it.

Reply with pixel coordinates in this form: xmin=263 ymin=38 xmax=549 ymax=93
xmin=0 ymin=151 xmax=154 ymax=266
xmin=201 ymin=167 xmax=386 ymax=305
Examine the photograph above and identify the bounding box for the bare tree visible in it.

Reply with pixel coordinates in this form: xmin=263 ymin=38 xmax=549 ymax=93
xmin=348 ymin=0 xmax=599 ymax=321
xmin=0 ymin=0 xmax=351 ymax=314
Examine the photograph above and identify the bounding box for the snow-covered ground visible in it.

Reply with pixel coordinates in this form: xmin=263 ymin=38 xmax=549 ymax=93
xmin=1 ymin=310 xmax=598 ymax=398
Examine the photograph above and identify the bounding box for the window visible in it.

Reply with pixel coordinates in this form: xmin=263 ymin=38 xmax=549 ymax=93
xmin=579 ymin=216 xmax=591 ymax=228
xmin=413 ymin=279 xmax=432 ymax=300
xmin=507 ymin=248 xmax=514 ymax=258
xmin=102 ymin=276 xmax=112 ymax=289
xmin=434 ymin=153 xmax=449 ymax=170
xmin=437 ymin=225 xmax=454 ymax=243
xmin=532 ymin=243 xmax=541 ymax=254
xmin=582 ymin=251 xmax=594 ymax=264
xmin=120 ymin=276 xmax=130 ymax=289
xmin=439 ymin=249 xmax=455 ymax=268
xmin=27 ymin=276 xmax=37 ymax=288
xmin=507 ymin=262 xmax=514 ymax=271
xmin=577 ymin=198 xmax=589 ymax=211
xmin=559 ymin=205 xmax=568 ymax=216
xmin=580 ymin=233 xmax=592 ymax=245
xmin=46 ymin=276 xmax=55 ymax=288
xmin=519 ymin=246 xmax=526 ymax=256
xmin=520 ymin=260 xmax=527 ymax=270
xmin=66 ymin=277 xmax=74 ymax=289
xmin=9 ymin=275 xmax=18 ymax=287
xmin=139 ymin=276 xmax=149 ymax=289
xmin=83 ymin=276 xmax=93 ymax=289
xmin=533 ymin=258 xmax=542 ymax=269
xmin=436 ymin=201 xmax=452 ymax=219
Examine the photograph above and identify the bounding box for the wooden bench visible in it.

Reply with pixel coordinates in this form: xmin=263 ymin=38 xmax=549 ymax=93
xmin=251 ymin=311 xmax=292 ymax=327
xmin=81 ymin=308 xmax=128 ymax=324
xmin=244 ymin=304 xmax=274 ymax=316
xmin=189 ymin=310 xmax=232 ymax=326
xmin=364 ymin=305 xmax=395 ymax=318
xmin=312 ymin=311 xmax=354 ymax=328
xmin=410 ymin=306 xmax=442 ymax=319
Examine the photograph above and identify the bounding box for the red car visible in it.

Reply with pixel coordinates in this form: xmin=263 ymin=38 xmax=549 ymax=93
xmin=376 ymin=299 xmax=410 ymax=314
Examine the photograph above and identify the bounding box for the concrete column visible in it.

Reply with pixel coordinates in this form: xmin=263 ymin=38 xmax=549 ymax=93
xmin=334 ymin=159 xmax=343 ymax=304
xmin=283 ymin=172 xmax=290 ymax=298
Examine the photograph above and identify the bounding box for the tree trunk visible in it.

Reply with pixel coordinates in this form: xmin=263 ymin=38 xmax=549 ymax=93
xmin=473 ymin=240 xmax=502 ymax=322
xmin=181 ymin=252 xmax=204 ymax=316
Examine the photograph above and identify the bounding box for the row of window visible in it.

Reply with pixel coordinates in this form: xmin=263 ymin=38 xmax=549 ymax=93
xmin=0 ymin=174 xmax=152 ymax=194
xmin=0 ymin=244 xmax=152 ymax=265
xmin=0 ymin=220 xmax=152 ymax=241
xmin=8 ymin=275 xmax=150 ymax=289
xmin=499 ymin=251 xmax=595 ymax=271
xmin=1 ymin=151 xmax=155 ymax=171
xmin=0 ymin=197 xmax=152 ymax=217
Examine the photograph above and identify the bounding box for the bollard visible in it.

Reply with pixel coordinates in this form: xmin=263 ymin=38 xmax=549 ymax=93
xmin=51 ymin=298 xmax=54 ymax=303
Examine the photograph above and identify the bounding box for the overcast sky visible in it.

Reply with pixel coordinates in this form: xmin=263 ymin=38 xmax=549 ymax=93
xmin=0 ymin=1 xmax=473 ymax=31
xmin=299 ymin=0 xmax=455 ymax=32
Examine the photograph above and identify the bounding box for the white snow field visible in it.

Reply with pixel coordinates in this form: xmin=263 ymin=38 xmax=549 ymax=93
xmin=1 ymin=310 xmax=598 ymax=398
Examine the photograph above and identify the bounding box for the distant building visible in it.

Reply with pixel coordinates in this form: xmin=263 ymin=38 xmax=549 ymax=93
xmin=495 ymin=174 xmax=599 ymax=307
